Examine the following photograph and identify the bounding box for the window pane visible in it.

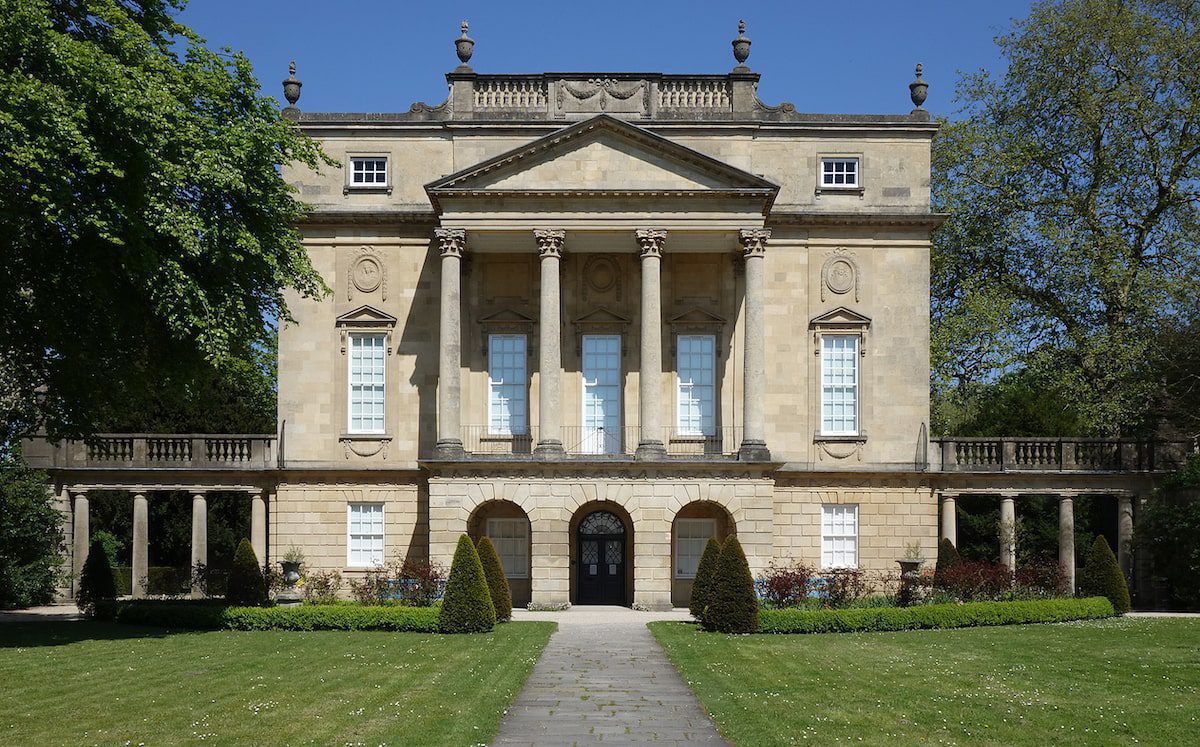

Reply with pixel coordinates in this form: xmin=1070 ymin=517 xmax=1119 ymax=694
xmin=677 ymin=335 xmax=716 ymax=436
xmin=348 ymin=334 xmax=386 ymax=433
xmin=675 ymin=519 xmax=715 ymax=577
xmin=487 ymin=518 xmax=529 ymax=578
xmin=821 ymin=335 xmax=858 ymax=434
xmin=347 ymin=503 xmax=385 ymax=566
xmin=820 ymin=504 xmax=858 ymax=569
xmin=489 ymin=335 xmax=527 ymax=435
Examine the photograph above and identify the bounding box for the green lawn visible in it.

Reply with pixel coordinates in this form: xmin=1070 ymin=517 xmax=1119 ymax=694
xmin=651 ymin=617 xmax=1200 ymax=746
xmin=0 ymin=620 xmax=555 ymax=745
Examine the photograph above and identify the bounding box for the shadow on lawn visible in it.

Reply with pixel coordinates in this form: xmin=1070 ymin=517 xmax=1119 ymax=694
xmin=0 ymin=621 xmax=188 ymax=648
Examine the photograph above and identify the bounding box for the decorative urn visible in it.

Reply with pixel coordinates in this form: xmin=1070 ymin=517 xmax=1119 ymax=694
xmin=455 ymin=20 xmax=474 ymax=67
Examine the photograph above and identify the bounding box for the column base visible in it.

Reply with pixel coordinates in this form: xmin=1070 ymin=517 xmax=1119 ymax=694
xmin=738 ymin=440 xmax=771 ymax=461
xmin=433 ymin=439 xmax=465 ymax=459
xmin=635 ymin=441 xmax=667 ymax=460
xmin=533 ymin=440 xmax=565 ymax=459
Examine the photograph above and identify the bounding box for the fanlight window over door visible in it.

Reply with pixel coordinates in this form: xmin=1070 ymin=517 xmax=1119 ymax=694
xmin=579 ymin=511 xmax=624 ymax=535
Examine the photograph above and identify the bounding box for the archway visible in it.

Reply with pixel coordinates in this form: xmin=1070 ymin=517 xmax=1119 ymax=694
xmin=671 ymin=501 xmax=734 ymax=607
xmin=467 ymin=500 xmax=532 ymax=608
xmin=569 ymin=501 xmax=634 ymax=606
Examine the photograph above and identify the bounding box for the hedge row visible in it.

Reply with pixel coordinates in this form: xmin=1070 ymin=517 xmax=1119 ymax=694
xmin=758 ymin=597 xmax=1115 ymax=634
xmin=116 ymin=600 xmax=441 ymax=632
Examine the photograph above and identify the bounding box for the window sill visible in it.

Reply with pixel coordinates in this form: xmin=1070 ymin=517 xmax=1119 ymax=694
xmin=814 ymin=432 xmax=867 ymax=443
xmin=343 ymin=185 xmax=393 ymax=196
xmin=815 ymin=186 xmax=865 ymax=196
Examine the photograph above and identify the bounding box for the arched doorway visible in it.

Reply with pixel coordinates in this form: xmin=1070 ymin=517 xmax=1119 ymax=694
xmin=467 ymin=500 xmax=532 ymax=608
xmin=671 ymin=501 xmax=734 ymax=607
xmin=575 ymin=509 xmax=628 ymax=605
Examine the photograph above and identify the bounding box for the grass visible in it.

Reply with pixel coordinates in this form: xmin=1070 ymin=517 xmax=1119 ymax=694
xmin=0 ymin=620 xmax=555 ymax=745
xmin=650 ymin=617 xmax=1200 ymax=746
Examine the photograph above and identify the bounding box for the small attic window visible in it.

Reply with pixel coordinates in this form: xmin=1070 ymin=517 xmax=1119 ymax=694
xmin=350 ymin=157 xmax=388 ymax=187
xmin=820 ymin=158 xmax=859 ymax=188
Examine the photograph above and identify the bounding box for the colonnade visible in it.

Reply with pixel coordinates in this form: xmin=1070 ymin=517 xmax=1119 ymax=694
xmin=65 ymin=488 xmax=268 ymax=598
xmin=432 ymin=226 xmax=773 ymax=460
xmin=938 ymin=491 xmax=1136 ymax=592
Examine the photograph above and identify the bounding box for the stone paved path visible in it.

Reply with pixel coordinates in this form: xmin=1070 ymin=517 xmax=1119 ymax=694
xmin=493 ymin=606 xmax=727 ymax=746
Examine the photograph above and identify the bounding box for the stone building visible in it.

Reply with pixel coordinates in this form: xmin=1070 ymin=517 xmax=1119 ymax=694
xmin=26 ymin=24 xmax=1194 ymax=609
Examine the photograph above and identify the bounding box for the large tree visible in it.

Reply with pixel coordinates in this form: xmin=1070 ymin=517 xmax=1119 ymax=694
xmin=932 ymin=0 xmax=1200 ymax=437
xmin=0 ymin=0 xmax=330 ymax=443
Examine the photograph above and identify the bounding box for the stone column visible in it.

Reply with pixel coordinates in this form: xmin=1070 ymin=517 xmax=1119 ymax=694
xmin=999 ymin=494 xmax=1017 ymax=572
xmin=434 ymin=228 xmax=466 ymax=458
xmin=738 ymin=228 xmax=771 ymax=460
xmin=190 ymin=493 xmax=207 ymax=597
xmin=251 ymin=491 xmax=268 ymax=565
xmin=72 ymin=492 xmax=90 ymax=596
xmin=1059 ymin=495 xmax=1076 ymax=593
xmin=1117 ymin=494 xmax=1134 ymax=581
xmin=939 ymin=493 xmax=957 ymax=547
xmin=132 ymin=493 xmax=149 ymax=599
xmin=534 ymin=229 xmax=565 ymax=456
xmin=635 ymin=229 xmax=667 ymax=459
xmin=1134 ymin=494 xmax=1151 ymax=607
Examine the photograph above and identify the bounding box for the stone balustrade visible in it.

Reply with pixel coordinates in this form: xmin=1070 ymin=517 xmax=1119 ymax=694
xmin=22 ymin=433 xmax=277 ymax=470
xmin=930 ymin=437 xmax=1196 ymax=473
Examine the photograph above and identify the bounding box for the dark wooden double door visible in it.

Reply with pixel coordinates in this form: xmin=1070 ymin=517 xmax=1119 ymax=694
xmin=577 ymin=510 xmax=627 ymax=605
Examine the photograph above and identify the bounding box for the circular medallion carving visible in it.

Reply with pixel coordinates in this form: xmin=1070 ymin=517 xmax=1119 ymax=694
xmin=585 ymin=256 xmax=618 ymax=293
xmin=825 ymin=258 xmax=855 ymax=294
xmin=352 ymin=256 xmax=383 ymax=293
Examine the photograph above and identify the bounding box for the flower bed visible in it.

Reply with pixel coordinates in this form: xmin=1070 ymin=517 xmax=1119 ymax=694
xmin=757 ymin=597 xmax=1115 ymax=634
xmin=115 ymin=600 xmax=440 ymax=632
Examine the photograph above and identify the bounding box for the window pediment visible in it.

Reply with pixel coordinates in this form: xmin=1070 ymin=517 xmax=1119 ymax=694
xmin=572 ymin=306 xmax=631 ymax=355
xmin=809 ymin=307 xmax=871 ymax=355
xmin=479 ymin=308 xmax=535 ymax=355
xmin=336 ymin=305 xmax=397 ymax=356
xmin=669 ymin=307 xmax=727 ymax=355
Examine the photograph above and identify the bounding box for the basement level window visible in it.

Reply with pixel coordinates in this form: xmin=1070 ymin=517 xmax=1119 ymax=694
xmin=350 ymin=157 xmax=388 ymax=187
xmin=820 ymin=158 xmax=859 ymax=188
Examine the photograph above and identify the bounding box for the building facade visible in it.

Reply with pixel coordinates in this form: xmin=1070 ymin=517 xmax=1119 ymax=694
xmin=27 ymin=27 xmax=1191 ymax=609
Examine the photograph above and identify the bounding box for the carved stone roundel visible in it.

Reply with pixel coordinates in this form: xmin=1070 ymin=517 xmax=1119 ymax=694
xmin=352 ymin=255 xmax=383 ymax=293
xmin=825 ymin=258 xmax=855 ymax=295
xmin=586 ymin=256 xmax=618 ymax=293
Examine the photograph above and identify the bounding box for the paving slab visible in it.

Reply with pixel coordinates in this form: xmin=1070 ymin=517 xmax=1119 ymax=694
xmin=495 ymin=606 xmax=726 ymax=746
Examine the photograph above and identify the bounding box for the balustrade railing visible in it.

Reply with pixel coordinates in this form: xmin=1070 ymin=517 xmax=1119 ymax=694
xmin=932 ymin=437 xmax=1196 ymax=473
xmin=23 ymin=434 xmax=276 ymax=470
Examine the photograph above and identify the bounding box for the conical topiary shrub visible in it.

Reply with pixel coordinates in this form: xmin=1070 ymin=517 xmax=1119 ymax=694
xmin=1079 ymin=535 xmax=1130 ymax=613
xmin=76 ymin=539 xmax=118 ymax=620
xmin=476 ymin=536 xmax=513 ymax=622
xmin=704 ymin=536 xmax=759 ymax=633
xmin=439 ymin=534 xmax=496 ymax=633
xmin=933 ymin=537 xmax=961 ymax=588
xmin=226 ymin=538 xmax=267 ymax=606
xmin=689 ymin=536 xmax=722 ymax=624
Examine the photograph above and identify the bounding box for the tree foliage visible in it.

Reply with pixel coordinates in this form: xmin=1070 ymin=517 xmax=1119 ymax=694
xmin=1137 ymin=455 xmax=1200 ymax=610
xmin=438 ymin=535 xmax=495 ymax=634
xmin=475 ymin=536 xmax=512 ymax=622
xmin=932 ymin=0 xmax=1200 ymax=436
xmin=225 ymin=538 xmax=266 ymax=606
xmin=0 ymin=0 xmax=332 ymax=442
xmin=0 ymin=454 xmax=63 ymax=609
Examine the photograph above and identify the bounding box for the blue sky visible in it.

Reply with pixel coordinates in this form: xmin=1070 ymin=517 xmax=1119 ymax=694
xmin=180 ymin=1 xmax=1035 ymax=118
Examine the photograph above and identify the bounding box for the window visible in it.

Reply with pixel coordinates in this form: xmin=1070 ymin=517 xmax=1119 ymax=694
xmin=581 ymin=335 xmax=621 ymax=454
xmin=488 ymin=334 xmax=527 ymax=435
xmin=677 ymin=335 xmax=716 ymax=436
xmin=675 ymin=518 xmax=716 ymax=578
xmin=821 ymin=335 xmax=859 ymax=435
xmin=486 ymin=518 xmax=529 ymax=578
xmin=348 ymin=333 xmax=386 ymax=434
xmin=350 ymin=157 xmax=388 ymax=186
xmin=820 ymin=158 xmax=859 ymax=188
xmin=347 ymin=503 xmax=385 ymax=567
xmin=821 ymin=504 xmax=858 ymax=569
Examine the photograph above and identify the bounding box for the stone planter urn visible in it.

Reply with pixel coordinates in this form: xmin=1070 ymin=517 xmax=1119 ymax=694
xmin=277 ymin=560 xmax=304 ymax=606
xmin=897 ymin=559 xmax=922 ymax=577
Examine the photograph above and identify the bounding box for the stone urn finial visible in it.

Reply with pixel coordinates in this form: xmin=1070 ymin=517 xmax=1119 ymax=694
xmin=455 ymin=20 xmax=475 ymax=68
xmin=282 ymin=61 xmax=302 ymax=115
xmin=732 ymin=20 xmax=751 ymax=70
xmin=909 ymin=63 xmax=928 ymax=111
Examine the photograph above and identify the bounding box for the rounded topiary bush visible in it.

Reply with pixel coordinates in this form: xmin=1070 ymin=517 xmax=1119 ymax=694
xmin=439 ymin=534 xmax=496 ymax=633
xmin=1079 ymin=535 xmax=1130 ymax=613
xmin=704 ymin=536 xmax=759 ymax=633
xmin=225 ymin=538 xmax=267 ymax=606
xmin=476 ymin=536 xmax=512 ymax=622
xmin=689 ymin=536 xmax=722 ymax=623
xmin=934 ymin=537 xmax=962 ymax=588
xmin=77 ymin=539 xmax=118 ymax=620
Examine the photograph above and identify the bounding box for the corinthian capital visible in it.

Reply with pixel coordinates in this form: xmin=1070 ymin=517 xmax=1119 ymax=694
xmin=738 ymin=227 xmax=771 ymax=257
xmin=533 ymin=229 xmax=566 ymax=259
xmin=634 ymin=229 xmax=667 ymax=258
xmin=434 ymin=227 xmax=466 ymax=258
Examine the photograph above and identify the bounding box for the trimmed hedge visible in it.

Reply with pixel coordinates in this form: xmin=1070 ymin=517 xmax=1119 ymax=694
xmin=1079 ymin=535 xmax=1131 ymax=613
xmin=689 ymin=536 xmax=722 ymax=623
xmin=758 ymin=597 xmax=1115 ymax=634
xmin=225 ymin=538 xmax=267 ymax=606
xmin=77 ymin=539 xmax=118 ymax=620
xmin=934 ymin=537 xmax=961 ymax=588
xmin=438 ymin=534 xmax=496 ymax=633
xmin=476 ymin=536 xmax=513 ymax=622
xmin=704 ymin=536 xmax=759 ymax=633
xmin=116 ymin=600 xmax=440 ymax=632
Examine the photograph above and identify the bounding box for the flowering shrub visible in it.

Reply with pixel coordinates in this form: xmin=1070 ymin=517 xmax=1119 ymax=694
xmin=349 ymin=566 xmax=391 ymax=604
xmin=1014 ymin=559 xmax=1068 ymax=599
xmin=393 ymin=558 xmax=446 ymax=607
xmin=932 ymin=560 xmax=1012 ymax=602
xmin=758 ymin=561 xmax=814 ymax=608
xmin=303 ymin=570 xmax=342 ymax=604
xmin=823 ymin=568 xmax=871 ymax=608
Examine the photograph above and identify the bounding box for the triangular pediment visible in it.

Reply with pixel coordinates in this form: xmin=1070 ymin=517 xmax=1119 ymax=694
xmin=809 ymin=306 xmax=872 ymax=327
xmin=336 ymin=305 xmax=398 ymax=327
xmin=669 ymin=307 xmax=727 ymax=325
xmin=427 ymin=115 xmax=777 ymax=206
xmin=573 ymin=306 xmax=632 ymax=325
xmin=479 ymin=308 xmax=535 ymax=325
